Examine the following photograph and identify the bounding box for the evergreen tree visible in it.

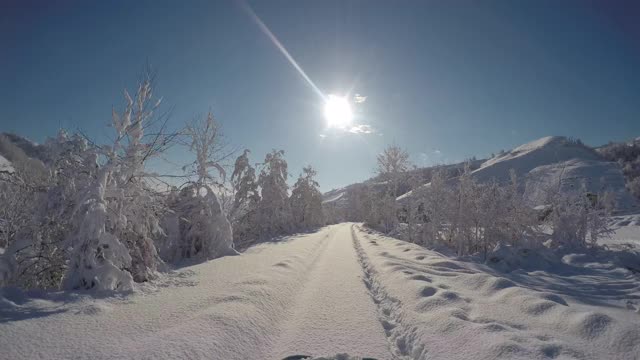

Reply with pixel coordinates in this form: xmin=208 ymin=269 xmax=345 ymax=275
xmin=290 ymin=166 xmax=324 ymax=229
xmin=257 ymin=150 xmax=291 ymax=236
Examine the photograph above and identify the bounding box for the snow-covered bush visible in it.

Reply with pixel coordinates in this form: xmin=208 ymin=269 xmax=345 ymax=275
xmin=63 ymin=168 xmax=134 ymax=291
xmin=542 ymin=184 xmax=614 ymax=249
xmin=161 ymin=185 xmax=235 ymax=262
xmin=0 ymin=131 xmax=94 ymax=289
xmin=289 ymin=166 xmax=324 ymax=230
xmin=399 ymin=163 xmax=612 ymax=256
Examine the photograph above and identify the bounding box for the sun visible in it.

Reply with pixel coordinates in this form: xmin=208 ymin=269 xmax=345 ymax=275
xmin=324 ymin=94 xmax=353 ymax=128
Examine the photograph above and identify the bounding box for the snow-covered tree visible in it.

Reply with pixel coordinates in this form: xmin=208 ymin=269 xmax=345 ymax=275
xmin=64 ymin=167 xmax=134 ymax=291
xmin=0 ymin=131 xmax=97 ymax=289
xmin=377 ymin=145 xmax=411 ymax=197
xmin=289 ymin=166 xmax=324 ymax=229
xmin=64 ymin=76 xmax=170 ymax=289
xmin=373 ymin=145 xmax=411 ymax=232
xmin=416 ymin=167 xmax=450 ymax=248
xmin=257 ymin=150 xmax=291 ymax=236
xmin=229 ymin=150 xmax=262 ymax=246
xmin=543 ymin=184 xmax=614 ymax=249
xmin=231 ymin=149 xmax=260 ymax=218
xmin=344 ymin=184 xmax=373 ymax=222
xmin=161 ymin=112 xmax=236 ymax=262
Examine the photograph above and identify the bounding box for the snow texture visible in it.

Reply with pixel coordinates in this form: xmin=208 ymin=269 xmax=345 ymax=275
xmin=0 ymin=155 xmax=13 ymax=174
xmin=2 ymin=223 xmax=639 ymax=359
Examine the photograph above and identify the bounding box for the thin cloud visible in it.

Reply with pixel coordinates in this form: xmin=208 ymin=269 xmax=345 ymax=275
xmin=354 ymin=94 xmax=367 ymax=103
xmin=348 ymin=124 xmax=375 ymax=134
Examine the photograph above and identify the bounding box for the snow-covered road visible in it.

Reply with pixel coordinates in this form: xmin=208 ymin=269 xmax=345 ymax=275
xmin=267 ymin=224 xmax=390 ymax=359
xmin=0 ymin=224 xmax=392 ymax=360
xmin=2 ymin=223 xmax=640 ymax=360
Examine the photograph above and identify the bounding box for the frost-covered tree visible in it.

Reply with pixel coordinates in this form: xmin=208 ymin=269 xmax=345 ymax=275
xmin=64 ymin=76 xmax=171 ymax=289
xmin=257 ymin=150 xmax=291 ymax=236
xmin=416 ymin=167 xmax=450 ymax=248
xmin=161 ymin=112 xmax=236 ymax=262
xmin=543 ymin=184 xmax=614 ymax=249
xmin=231 ymin=149 xmax=260 ymax=217
xmin=289 ymin=166 xmax=324 ymax=229
xmin=0 ymin=131 xmax=96 ymax=289
xmin=377 ymin=145 xmax=411 ymax=197
xmin=373 ymin=145 xmax=411 ymax=232
xmin=64 ymin=167 xmax=134 ymax=291
xmin=344 ymin=184 xmax=372 ymax=222
xmin=229 ymin=150 xmax=262 ymax=246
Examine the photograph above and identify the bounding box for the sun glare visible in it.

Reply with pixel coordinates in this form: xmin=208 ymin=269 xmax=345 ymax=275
xmin=324 ymin=95 xmax=353 ymax=128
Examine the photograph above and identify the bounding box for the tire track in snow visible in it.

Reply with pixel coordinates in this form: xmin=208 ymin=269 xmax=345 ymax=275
xmin=351 ymin=224 xmax=420 ymax=360
xmin=268 ymin=224 xmax=390 ymax=359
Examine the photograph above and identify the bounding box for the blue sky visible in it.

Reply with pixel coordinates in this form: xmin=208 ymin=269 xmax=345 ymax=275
xmin=2 ymin=0 xmax=640 ymax=191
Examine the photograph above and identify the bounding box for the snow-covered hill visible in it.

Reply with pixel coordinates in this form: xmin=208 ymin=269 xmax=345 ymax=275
xmin=397 ymin=136 xmax=638 ymax=212
xmin=472 ymin=136 xmax=601 ymax=183
xmin=525 ymin=158 xmax=638 ymax=211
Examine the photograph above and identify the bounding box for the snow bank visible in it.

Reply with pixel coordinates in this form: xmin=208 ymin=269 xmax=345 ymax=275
xmin=354 ymin=225 xmax=640 ymax=360
xmin=604 ymin=214 xmax=640 ymax=250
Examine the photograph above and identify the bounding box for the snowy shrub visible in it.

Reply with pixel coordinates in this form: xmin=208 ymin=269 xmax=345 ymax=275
xmin=542 ymin=185 xmax=614 ymax=249
xmin=0 ymin=131 xmax=92 ymax=289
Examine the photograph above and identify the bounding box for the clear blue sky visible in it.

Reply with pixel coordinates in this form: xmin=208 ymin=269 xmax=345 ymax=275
xmin=2 ymin=0 xmax=640 ymax=191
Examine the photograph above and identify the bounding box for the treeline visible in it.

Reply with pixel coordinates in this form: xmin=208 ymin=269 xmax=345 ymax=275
xmin=0 ymin=76 xmax=323 ymax=291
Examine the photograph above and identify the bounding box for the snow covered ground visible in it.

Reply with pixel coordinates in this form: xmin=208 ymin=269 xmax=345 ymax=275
xmin=0 ymin=154 xmax=13 ymax=174
xmin=605 ymin=214 xmax=640 ymax=250
xmin=0 ymin=225 xmax=389 ymax=360
xmin=1 ymin=223 xmax=640 ymax=359
xmin=356 ymin=226 xmax=640 ymax=359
